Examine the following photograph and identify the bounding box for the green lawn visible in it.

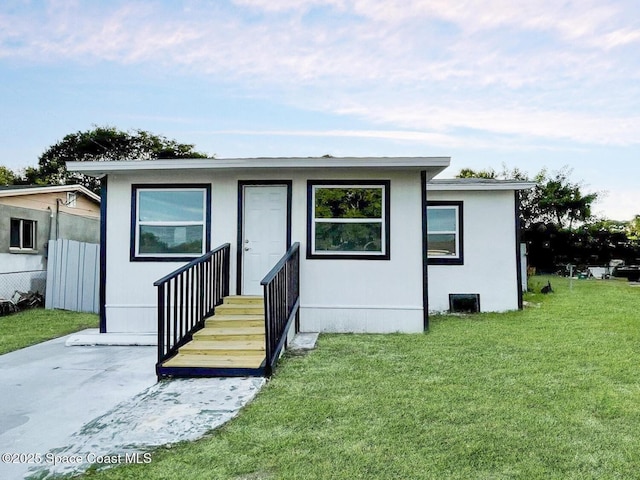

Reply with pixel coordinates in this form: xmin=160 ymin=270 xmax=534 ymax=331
xmin=80 ymin=276 xmax=639 ymax=480
xmin=0 ymin=308 xmax=98 ymax=355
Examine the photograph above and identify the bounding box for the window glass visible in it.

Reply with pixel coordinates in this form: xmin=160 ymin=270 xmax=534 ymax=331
xmin=428 ymin=208 xmax=456 ymax=232
xmin=139 ymin=190 xmax=204 ymax=222
xmin=315 ymin=223 xmax=382 ymax=252
xmin=139 ymin=225 xmax=203 ymax=254
xmin=315 ymin=188 xmax=382 ymax=219
xmin=22 ymin=221 xmax=34 ymax=249
xmin=10 ymin=219 xmax=21 ymax=248
xmin=427 ymin=233 xmax=456 ymax=256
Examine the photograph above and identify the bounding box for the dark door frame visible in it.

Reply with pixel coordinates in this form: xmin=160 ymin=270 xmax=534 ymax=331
xmin=236 ymin=180 xmax=293 ymax=295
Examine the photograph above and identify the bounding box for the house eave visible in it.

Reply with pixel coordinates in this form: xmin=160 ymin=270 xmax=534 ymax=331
xmin=428 ymin=179 xmax=536 ymax=191
xmin=0 ymin=184 xmax=100 ymax=203
xmin=67 ymin=156 xmax=451 ymax=177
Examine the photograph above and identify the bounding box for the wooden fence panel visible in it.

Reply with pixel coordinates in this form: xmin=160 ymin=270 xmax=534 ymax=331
xmin=45 ymin=239 xmax=99 ymax=313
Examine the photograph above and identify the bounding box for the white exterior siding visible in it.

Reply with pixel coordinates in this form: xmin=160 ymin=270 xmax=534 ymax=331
xmin=427 ymin=189 xmax=520 ymax=313
xmin=103 ymin=169 xmax=425 ymax=334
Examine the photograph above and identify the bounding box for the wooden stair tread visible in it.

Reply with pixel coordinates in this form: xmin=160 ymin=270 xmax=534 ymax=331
xmin=163 ymin=353 xmax=264 ymax=369
xmin=223 ymin=295 xmax=263 ymax=305
xmin=205 ymin=314 xmax=264 ymax=321
xmin=204 ymin=321 xmax=264 ymax=332
xmin=196 ymin=326 xmax=264 ymax=334
xmin=181 ymin=340 xmax=265 ymax=351
xmin=216 ymin=305 xmax=264 ymax=315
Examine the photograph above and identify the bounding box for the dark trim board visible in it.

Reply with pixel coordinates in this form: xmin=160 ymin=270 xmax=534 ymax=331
xmin=421 ymin=171 xmax=429 ymax=331
xmin=156 ymin=365 xmax=265 ymax=378
xmin=515 ymin=191 xmax=524 ymax=309
xmin=306 ymin=179 xmax=391 ymax=261
xmin=236 ymin=181 xmax=293 ymax=296
xmin=426 ymin=200 xmax=464 ymax=266
xmin=99 ymin=176 xmax=108 ymax=333
xmin=129 ymin=183 xmax=212 ymax=262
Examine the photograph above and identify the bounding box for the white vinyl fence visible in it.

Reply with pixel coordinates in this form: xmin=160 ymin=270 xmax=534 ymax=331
xmin=46 ymin=239 xmax=100 ymax=313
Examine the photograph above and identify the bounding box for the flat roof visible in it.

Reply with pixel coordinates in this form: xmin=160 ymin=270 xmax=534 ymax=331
xmin=428 ymin=178 xmax=536 ymax=191
xmin=67 ymin=156 xmax=451 ymax=177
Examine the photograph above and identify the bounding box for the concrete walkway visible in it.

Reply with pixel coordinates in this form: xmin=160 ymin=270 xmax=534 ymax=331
xmin=0 ymin=333 xmax=265 ymax=479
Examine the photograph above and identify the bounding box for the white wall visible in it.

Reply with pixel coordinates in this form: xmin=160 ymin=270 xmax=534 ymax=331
xmin=427 ymin=189 xmax=520 ymax=312
xmin=104 ymin=169 xmax=425 ymax=333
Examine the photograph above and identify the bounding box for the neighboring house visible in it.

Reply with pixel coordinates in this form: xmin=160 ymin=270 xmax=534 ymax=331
xmin=68 ymin=157 xmax=534 ymax=337
xmin=0 ymin=185 xmax=101 ymax=298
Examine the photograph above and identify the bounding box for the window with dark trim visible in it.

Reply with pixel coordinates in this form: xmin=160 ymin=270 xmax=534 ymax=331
xmin=130 ymin=184 xmax=211 ymax=261
xmin=307 ymin=180 xmax=390 ymax=260
xmin=427 ymin=201 xmax=463 ymax=265
xmin=10 ymin=218 xmax=36 ymax=251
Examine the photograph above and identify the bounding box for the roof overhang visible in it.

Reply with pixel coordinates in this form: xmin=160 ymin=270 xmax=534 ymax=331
xmin=0 ymin=184 xmax=100 ymax=202
xmin=67 ymin=156 xmax=451 ymax=179
xmin=428 ymin=179 xmax=536 ymax=191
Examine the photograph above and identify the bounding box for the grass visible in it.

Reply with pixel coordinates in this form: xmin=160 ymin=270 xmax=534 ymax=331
xmin=0 ymin=308 xmax=98 ymax=355
xmin=77 ymin=276 xmax=640 ymax=479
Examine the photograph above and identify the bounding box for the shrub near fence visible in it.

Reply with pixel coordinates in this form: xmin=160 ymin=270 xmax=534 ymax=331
xmin=46 ymin=239 xmax=99 ymax=314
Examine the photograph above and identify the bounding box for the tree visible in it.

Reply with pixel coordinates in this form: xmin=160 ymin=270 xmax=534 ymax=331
xmin=24 ymin=126 xmax=209 ymax=193
xmin=457 ymin=164 xmax=606 ymax=270
xmin=456 ymin=167 xmax=497 ymax=179
xmin=0 ymin=165 xmax=16 ymax=186
xmin=531 ymin=167 xmax=598 ymax=231
xmin=457 ymin=164 xmax=598 ymax=231
xmin=627 ymin=215 xmax=640 ymax=241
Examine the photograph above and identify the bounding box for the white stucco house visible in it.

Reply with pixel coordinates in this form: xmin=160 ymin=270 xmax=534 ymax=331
xmin=69 ymin=157 xmax=533 ymax=377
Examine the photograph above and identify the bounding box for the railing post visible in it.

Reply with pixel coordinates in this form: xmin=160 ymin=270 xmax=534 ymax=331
xmin=223 ymin=245 xmax=230 ymax=298
xmin=157 ymin=284 xmax=165 ymax=365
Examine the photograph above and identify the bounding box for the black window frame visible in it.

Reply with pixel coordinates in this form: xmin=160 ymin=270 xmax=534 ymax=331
xmin=130 ymin=184 xmax=212 ymax=262
xmin=306 ymin=180 xmax=391 ymax=260
xmin=9 ymin=218 xmax=37 ymax=251
xmin=427 ymin=200 xmax=464 ymax=265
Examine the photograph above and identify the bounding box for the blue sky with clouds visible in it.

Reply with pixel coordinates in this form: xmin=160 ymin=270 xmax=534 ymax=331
xmin=1 ymin=0 xmax=638 ymax=220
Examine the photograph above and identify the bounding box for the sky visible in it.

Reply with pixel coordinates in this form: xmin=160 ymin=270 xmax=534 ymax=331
xmin=0 ymin=0 xmax=638 ymax=221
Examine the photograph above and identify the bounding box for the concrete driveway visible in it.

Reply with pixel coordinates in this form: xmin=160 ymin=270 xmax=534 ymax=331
xmin=0 ymin=333 xmax=265 ymax=479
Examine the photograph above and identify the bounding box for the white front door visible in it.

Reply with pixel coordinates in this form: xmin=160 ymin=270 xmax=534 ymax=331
xmin=241 ymin=185 xmax=288 ymax=295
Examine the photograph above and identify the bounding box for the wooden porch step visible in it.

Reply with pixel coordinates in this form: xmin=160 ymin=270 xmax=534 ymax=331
xmin=193 ymin=326 xmax=265 ymax=341
xmin=205 ymin=314 xmax=264 ymax=322
xmin=206 ymin=319 xmax=263 ymax=328
xmin=180 ymin=339 xmax=265 ymax=355
xmin=215 ymin=304 xmax=264 ymax=315
xmin=162 ymin=353 xmax=264 ymax=369
xmin=223 ymin=295 xmax=263 ymax=305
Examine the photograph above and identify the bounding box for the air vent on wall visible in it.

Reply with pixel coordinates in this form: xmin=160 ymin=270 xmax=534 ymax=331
xmin=449 ymin=294 xmax=480 ymax=313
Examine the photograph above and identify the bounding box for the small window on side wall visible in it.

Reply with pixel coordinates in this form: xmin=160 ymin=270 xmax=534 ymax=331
xmin=66 ymin=192 xmax=77 ymax=208
xmin=307 ymin=180 xmax=390 ymax=260
xmin=10 ymin=218 xmax=36 ymax=251
xmin=427 ymin=201 xmax=463 ymax=265
xmin=131 ymin=185 xmax=211 ymax=261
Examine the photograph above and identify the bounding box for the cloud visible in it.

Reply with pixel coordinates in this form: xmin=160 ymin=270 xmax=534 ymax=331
xmin=1 ymin=0 xmax=640 ymax=147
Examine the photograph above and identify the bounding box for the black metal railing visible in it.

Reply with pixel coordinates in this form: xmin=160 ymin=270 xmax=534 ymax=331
xmin=261 ymin=242 xmax=300 ymax=376
xmin=154 ymin=244 xmax=230 ymax=370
